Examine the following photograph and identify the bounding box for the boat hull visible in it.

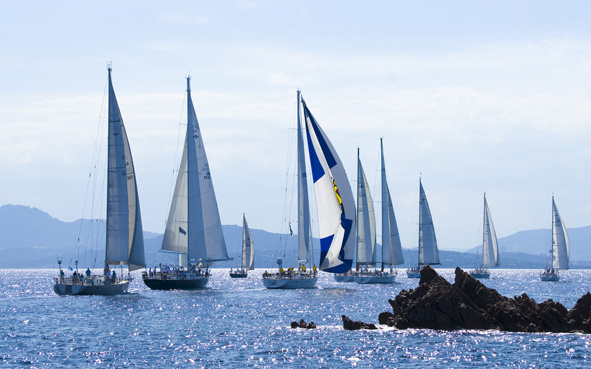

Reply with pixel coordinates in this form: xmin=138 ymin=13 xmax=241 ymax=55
xmin=229 ymin=272 xmax=248 ymax=278
xmin=334 ymin=274 xmax=355 ymax=282
xmin=142 ymin=275 xmax=209 ymax=290
xmin=263 ymin=275 xmax=318 ymax=289
xmin=355 ymin=274 xmax=396 ymax=284
xmin=406 ymin=268 xmax=421 ymax=278
xmin=54 ymin=280 xmax=129 ymax=296
xmin=469 ymin=272 xmax=490 ymax=279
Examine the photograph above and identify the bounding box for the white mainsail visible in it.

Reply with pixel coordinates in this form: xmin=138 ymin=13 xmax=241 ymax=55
xmin=552 ymin=197 xmax=569 ymax=270
xmin=296 ymin=91 xmax=312 ymax=265
xmin=104 ymin=67 xmax=145 ymax=272
xmin=242 ymin=214 xmax=255 ymax=270
xmin=481 ymin=194 xmax=499 ymax=268
xmin=418 ymin=179 xmax=440 ymax=265
xmin=356 ymin=149 xmax=376 ymax=266
xmin=161 ymin=77 xmax=230 ymax=264
xmin=380 ymin=139 xmax=404 ymax=266
xmin=302 ymin=97 xmax=355 ymax=273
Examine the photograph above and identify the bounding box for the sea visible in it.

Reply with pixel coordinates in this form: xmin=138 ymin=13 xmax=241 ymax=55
xmin=1 ymin=268 xmax=590 ymax=368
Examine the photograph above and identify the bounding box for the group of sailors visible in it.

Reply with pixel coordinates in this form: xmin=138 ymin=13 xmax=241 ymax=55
xmin=59 ymin=268 xmax=99 ymax=284
xmin=263 ymin=264 xmax=318 ymax=279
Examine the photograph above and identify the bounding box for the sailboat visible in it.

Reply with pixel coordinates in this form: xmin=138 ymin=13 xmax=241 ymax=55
xmin=355 ymin=139 xmax=405 ymax=283
xmin=540 ymin=196 xmax=569 ymax=282
xmin=142 ymin=77 xmax=231 ymax=290
xmin=336 ymin=148 xmax=375 ymax=283
xmin=469 ymin=194 xmax=499 ymax=279
xmin=263 ymin=91 xmax=356 ymax=288
xmin=54 ymin=66 xmax=145 ymax=295
xmin=406 ymin=178 xmax=440 ymax=278
xmin=230 ymin=214 xmax=254 ymax=278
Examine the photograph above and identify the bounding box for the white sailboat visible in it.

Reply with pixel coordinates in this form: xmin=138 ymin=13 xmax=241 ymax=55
xmin=54 ymin=66 xmax=145 ymax=296
xmin=263 ymin=91 xmax=356 ymax=288
xmin=407 ymin=178 xmax=440 ymax=278
xmin=355 ymin=139 xmax=404 ymax=284
xmin=336 ymin=148 xmax=375 ymax=282
xmin=143 ymin=77 xmax=231 ymax=290
xmin=540 ymin=196 xmax=569 ymax=282
xmin=230 ymin=214 xmax=255 ymax=278
xmin=469 ymin=194 xmax=499 ymax=279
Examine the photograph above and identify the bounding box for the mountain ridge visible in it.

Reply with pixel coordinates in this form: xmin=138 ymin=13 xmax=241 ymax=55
xmin=1 ymin=204 xmax=590 ymax=269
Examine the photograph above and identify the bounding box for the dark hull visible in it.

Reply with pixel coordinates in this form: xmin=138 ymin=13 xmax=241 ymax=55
xmin=142 ymin=276 xmax=208 ymax=290
xmin=229 ymin=272 xmax=248 ymax=278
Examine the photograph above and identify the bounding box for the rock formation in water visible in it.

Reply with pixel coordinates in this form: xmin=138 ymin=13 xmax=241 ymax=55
xmin=291 ymin=319 xmax=316 ymax=329
xmin=342 ymin=315 xmax=377 ymax=330
xmin=376 ymin=266 xmax=591 ymax=333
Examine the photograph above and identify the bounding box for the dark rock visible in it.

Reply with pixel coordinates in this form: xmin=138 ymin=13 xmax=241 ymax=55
xmin=291 ymin=319 xmax=316 ymax=329
xmin=383 ymin=266 xmax=591 ymax=333
xmin=342 ymin=315 xmax=377 ymax=330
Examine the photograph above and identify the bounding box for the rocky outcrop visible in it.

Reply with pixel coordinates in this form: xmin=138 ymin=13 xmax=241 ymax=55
xmin=291 ymin=319 xmax=316 ymax=329
xmin=381 ymin=266 xmax=591 ymax=333
xmin=342 ymin=315 xmax=377 ymax=330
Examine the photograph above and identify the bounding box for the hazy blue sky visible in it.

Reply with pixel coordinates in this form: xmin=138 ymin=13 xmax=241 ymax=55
xmin=1 ymin=1 xmax=591 ymax=252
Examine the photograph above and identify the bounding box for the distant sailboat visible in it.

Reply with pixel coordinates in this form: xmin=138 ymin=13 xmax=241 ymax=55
xmin=336 ymin=148 xmax=375 ymax=283
xmin=230 ymin=214 xmax=255 ymax=278
xmin=143 ymin=77 xmax=231 ymax=290
xmin=54 ymin=66 xmax=145 ymax=296
xmin=540 ymin=196 xmax=569 ymax=282
xmin=469 ymin=194 xmax=499 ymax=279
xmin=407 ymin=178 xmax=440 ymax=278
xmin=355 ymin=139 xmax=404 ymax=284
xmin=263 ymin=91 xmax=355 ymax=288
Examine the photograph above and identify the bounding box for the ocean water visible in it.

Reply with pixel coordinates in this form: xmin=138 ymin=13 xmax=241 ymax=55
xmin=0 ymin=268 xmax=590 ymax=368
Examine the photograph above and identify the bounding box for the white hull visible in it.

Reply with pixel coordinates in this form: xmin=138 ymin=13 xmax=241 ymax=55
xmin=54 ymin=278 xmax=129 ymax=296
xmin=334 ymin=273 xmax=356 ymax=282
xmin=540 ymin=269 xmax=560 ymax=282
xmin=469 ymin=268 xmax=491 ymax=279
xmin=263 ymin=273 xmax=318 ymax=289
xmin=469 ymin=272 xmax=490 ymax=279
xmin=355 ymin=273 xmax=396 ymax=284
xmin=406 ymin=268 xmax=420 ymax=278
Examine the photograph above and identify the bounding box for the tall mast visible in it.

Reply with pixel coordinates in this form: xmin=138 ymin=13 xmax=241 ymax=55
xmin=297 ymin=90 xmax=312 ymax=268
xmin=380 ymin=138 xmax=388 ymax=269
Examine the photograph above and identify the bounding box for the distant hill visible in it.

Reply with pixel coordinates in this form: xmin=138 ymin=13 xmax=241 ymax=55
xmin=1 ymin=204 xmax=590 ymax=269
xmin=466 ymin=226 xmax=591 ymax=261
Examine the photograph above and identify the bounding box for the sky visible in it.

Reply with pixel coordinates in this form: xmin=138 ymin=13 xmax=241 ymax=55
xmin=1 ymin=1 xmax=591 ymax=252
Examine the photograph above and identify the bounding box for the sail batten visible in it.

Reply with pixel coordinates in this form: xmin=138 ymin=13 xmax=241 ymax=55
xmin=104 ymin=67 xmax=145 ymax=271
xmin=161 ymin=77 xmax=230 ymax=264
xmin=418 ymin=179 xmax=440 ymax=265
xmin=301 ymin=97 xmax=355 ymax=273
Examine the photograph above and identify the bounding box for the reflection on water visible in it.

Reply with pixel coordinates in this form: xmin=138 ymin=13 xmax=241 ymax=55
xmin=0 ymin=268 xmax=590 ymax=367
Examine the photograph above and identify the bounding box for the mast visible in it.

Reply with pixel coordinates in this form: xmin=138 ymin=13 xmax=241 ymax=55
xmin=381 ymin=139 xmax=388 ymax=269
xmin=297 ymin=90 xmax=312 ymax=268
